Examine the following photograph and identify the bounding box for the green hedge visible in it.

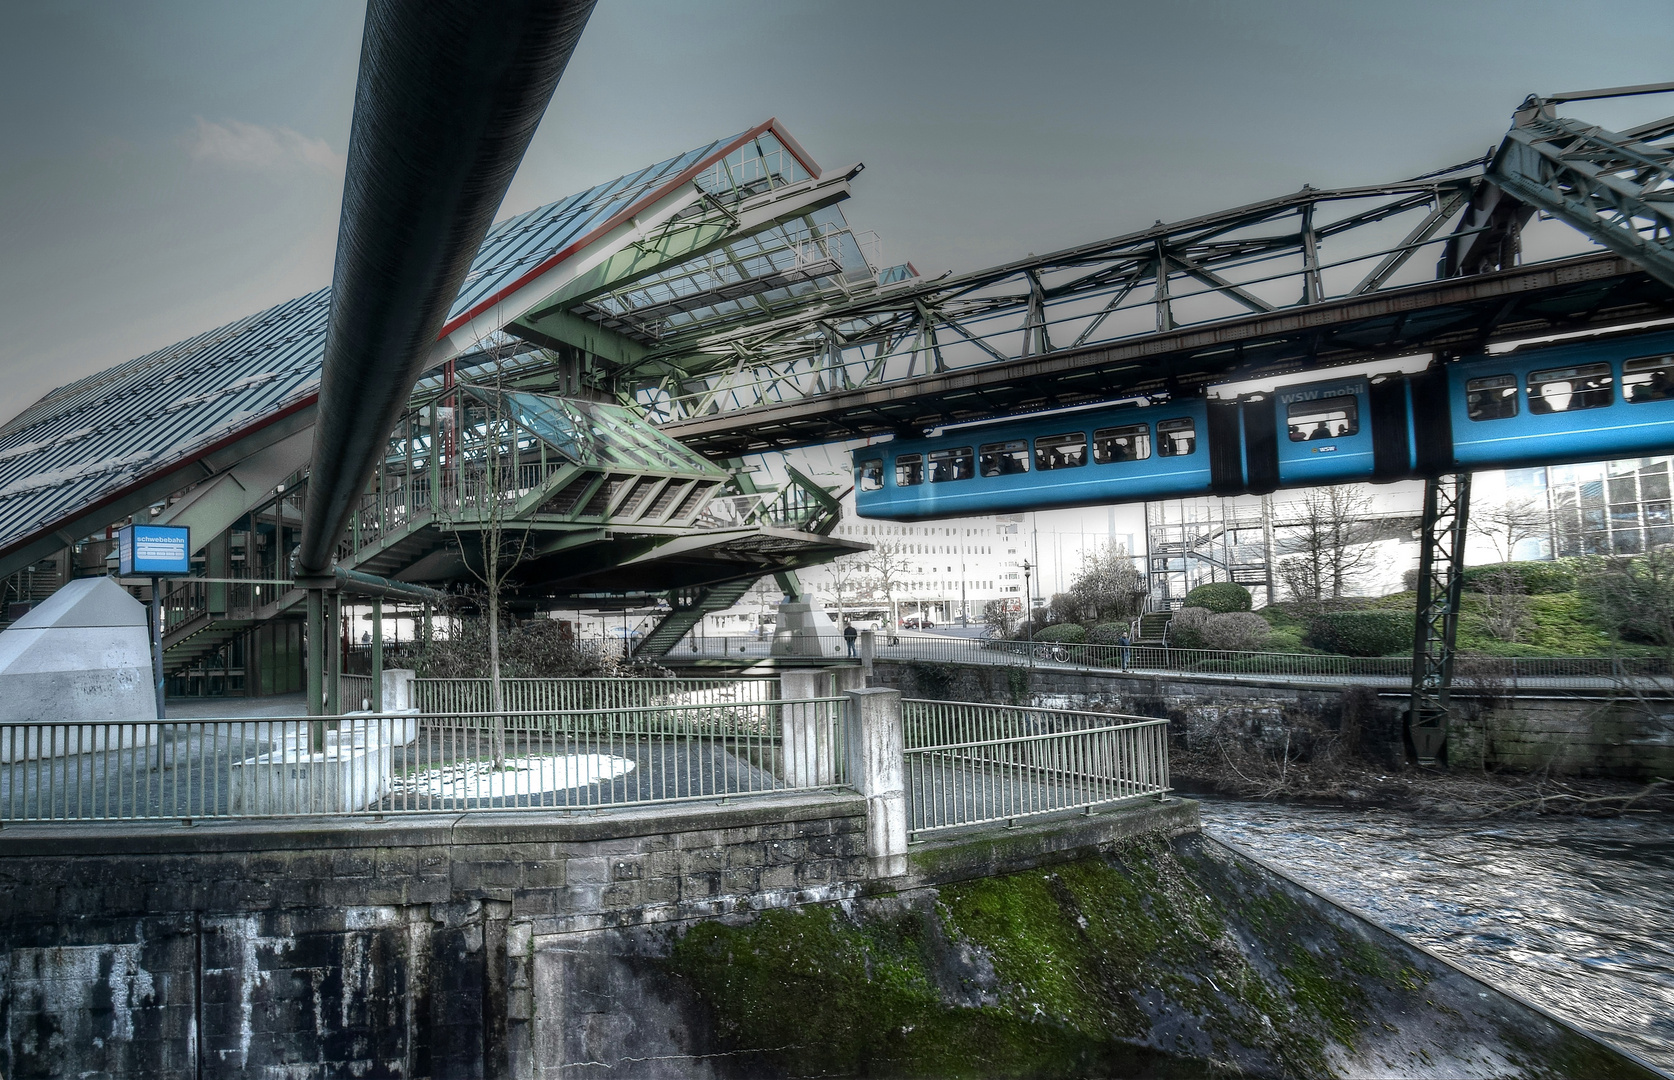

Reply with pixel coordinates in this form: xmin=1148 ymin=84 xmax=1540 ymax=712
xmin=1181 ymin=583 xmax=1251 ymax=613
xmin=1035 ymin=623 xmax=1088 ymax=644
xmin=1087 ymin=622 xmax=1131 ymax=646
xmin=1304 ymin=611 xmax=1413 ymax=657
xmin=1461 ymin=561 xmax=1576 ymax=595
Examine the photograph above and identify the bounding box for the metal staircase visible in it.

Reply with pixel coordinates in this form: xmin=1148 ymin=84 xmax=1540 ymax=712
xmin=632 ymin=578 xmax=757 ymax=659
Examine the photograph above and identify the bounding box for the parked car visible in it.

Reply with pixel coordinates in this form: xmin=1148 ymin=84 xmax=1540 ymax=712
xmin=899 ymin=615 xmax=935 ymax=630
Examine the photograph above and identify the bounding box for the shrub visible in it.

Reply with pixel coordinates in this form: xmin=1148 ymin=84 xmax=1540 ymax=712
xmin=1461 ymin=561 xmax=1576 ymax=595
xmin=1035 ymin=623 xmax=1088 ymax=644
xmin=1198 ymin=611 xmax=1273 ymax=651
xmin=1181 ymin=582 xmax=1252 ymax=613
xmin=1305 ymin=610 xmax=1413 ymax=657
xmin=1168 ymin=607 xmax=1269 ymax=650
xmin=1167 ymin=607 xmax=1212 ymax=648
xmin=1087 ymin=622 xmax=1131 ymax=646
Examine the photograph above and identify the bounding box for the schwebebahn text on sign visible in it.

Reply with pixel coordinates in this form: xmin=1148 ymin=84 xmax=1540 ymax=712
xmin=118 ymin=525 xmax=190 ymax=577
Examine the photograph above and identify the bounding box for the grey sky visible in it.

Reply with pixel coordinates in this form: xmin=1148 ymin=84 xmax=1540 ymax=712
xmin=1 ymin=0 xmax=1667 ymax=424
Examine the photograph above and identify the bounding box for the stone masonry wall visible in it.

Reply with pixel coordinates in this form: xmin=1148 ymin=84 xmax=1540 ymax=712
xmin=871 ymin=659 xmax=1674 ymax=778
xmin=0 ymin=794 xmax=867 ymax=1079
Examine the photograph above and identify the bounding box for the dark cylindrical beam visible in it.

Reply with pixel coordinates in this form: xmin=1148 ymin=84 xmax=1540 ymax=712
xmin=297 ymin=0 xmax=595 ymax=577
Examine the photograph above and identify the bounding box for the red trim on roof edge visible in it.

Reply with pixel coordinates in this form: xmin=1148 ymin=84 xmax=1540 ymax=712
xmin=2 ymin=122 xmax=825 ymax=566
xmin=0 ymin=393 xmax=320 ymax=563
xmin=439 ymin=119 xmax=816 ymax=341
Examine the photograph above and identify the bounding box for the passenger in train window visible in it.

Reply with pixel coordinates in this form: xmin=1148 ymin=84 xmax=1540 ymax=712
xmin=1624 ymin=355 xmax=1674 ymax=403
xmin=978 ymin=440 xmax=1030 ymax=477
xmin=929 ymin=446 xmax=974 ymax=482
xmin=1528 ymin=363 xmax=1613 ymax=413
xmin=1034 ymin=432 xmax=1087 ymax=470
xmin=1466 ymin=374 xmax=1519 ymax=420
xmin=859 ymin=459 xmax=884 ymax=491
xmin=895 ymin=454 xmax=924 ymax=487
xmin=1156 ymin=418 xmax=1196 ymax=456
xmin=1093 ymin=423 xmax=1150 ymax=463
xmin=1286 ymin=397 xmax=1358 ymax=442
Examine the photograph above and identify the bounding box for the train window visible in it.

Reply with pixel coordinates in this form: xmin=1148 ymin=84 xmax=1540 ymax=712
xmin=859 ymin=459 xmax=884 ymax=491
xmin=1092 ymin=423 xmax=1151 ymax=463
xmin=895 ymin=454 xmax=923 ymax=487
xmin=1466 ymin=375 xmax=1519 ymax=420
xmin=978 ymin=440 xmax=1030 ymax=477
xmin=1286 ymin=396 xmax=1359 ymax=441
xmin=1156 ymin=418 xmax=1197 ymax=457
xmin=928 ymin=446 xmax=974 ymax=482
xmin=1624 ymin=355 xmax=1674 ymax=403
xmin=1034 ymin=432 xmax=1087 ymax=470
xmin=1528 ymin=363 xmax=1613 ymax=413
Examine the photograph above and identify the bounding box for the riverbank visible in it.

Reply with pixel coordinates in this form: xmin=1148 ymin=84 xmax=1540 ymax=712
xmin=1197 ymin=798 xmax=1674 ymax=1073
xmin=1172 ymin=739 xmax=1674 ymax=816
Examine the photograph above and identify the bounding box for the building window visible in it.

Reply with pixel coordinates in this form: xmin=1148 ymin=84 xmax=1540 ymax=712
xmin=1034 ymin=432 xmax=1087 ymax=470
xmin=1157 ymin=417 xmax=1197 ymax=457
xmin=1466 ymin=374 xmax=1518 ymax=420
xmin=1529 ymin=363 xmax=1613 ymax=414
xmin=1624 ymin=355 xmax=1674 ymax=403
xmin=978 ymin=440 xmax=1030 ymax=477
xmin=1093 ymin=423 xmax=1150 ymax=464
xmin=1287 ymin=396 xmax=1359 ymax=441
xmin=895 ymin=454 xmax=923 ymax=487
xmin=929 ymin=447 xmax=974 ymax=482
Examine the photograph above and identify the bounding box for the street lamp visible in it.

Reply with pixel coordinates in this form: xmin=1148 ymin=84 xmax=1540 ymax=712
xmin=1022 ymin=559 xmax=1034 ymax=668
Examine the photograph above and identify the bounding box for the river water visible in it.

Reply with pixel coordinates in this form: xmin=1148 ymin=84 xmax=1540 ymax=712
xmin=1197 ymin=799 xmax=1674 ymax=1073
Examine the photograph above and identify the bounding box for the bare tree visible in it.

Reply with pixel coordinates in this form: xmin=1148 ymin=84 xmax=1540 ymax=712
xmin=1474 ymin=496 xmax=1550 ymax=563
xmin=1473 ymin=569 xmax=1532 ymax=643
xmin=822 ymin=551 xmax=869 ymax=625
xmin=862 ymin=540 xmax=912 ymax=627
xmin=1275 ymin=486 xmax=1378 ymax=602
xmin=1064 ymin=541 xmax=1146 ymax=624
xmin=748 ymin=576 xmax=780 ymax=638
xmin=454 ymin=379 xmax=535 ymax=768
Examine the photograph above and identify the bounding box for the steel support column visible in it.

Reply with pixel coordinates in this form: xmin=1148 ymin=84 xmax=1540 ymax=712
xmin=326 ymin=591 xmax=342 ymax=718
xmin=306 ymin=588 xmax=324 ymax=748
xmin=371 ymin=596 xmax=384 ymax=711
xmin=1409 ymin=473 xmax=1471 ymax=765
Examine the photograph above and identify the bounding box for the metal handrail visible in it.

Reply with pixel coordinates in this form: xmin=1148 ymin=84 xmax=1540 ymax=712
xmin=0 ymin=697 xmax=846 ymax=823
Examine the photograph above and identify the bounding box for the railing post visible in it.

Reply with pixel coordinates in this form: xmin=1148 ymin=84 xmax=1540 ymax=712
xmin=859 ymin=629 xmax=875 ymax=679
xmin=780 ymin=670 xmax=835 ymax=787
xmin=844 ymin=687 xmax=907 ymax=878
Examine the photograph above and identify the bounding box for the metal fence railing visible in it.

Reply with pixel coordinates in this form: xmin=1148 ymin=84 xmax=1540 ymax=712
xmin=902 ymin=700 xmax=1169 ymax=836
xmin=0 ymin=698 xmax=844 ymax=823
xmin=864 ymin=634 xmax=1673 ymax=687
xmin=411 ymin=676 xmax=777 ymax=714
xmin=340 ymin=674 xmax=375 ymax=711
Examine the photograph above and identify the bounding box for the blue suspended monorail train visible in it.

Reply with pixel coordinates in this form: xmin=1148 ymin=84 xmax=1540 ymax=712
xmin=853 ymin=328 xmax=1674 ymax=520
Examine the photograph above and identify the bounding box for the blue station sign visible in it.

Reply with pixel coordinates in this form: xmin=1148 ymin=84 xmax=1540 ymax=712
xmin=119 ymin=524 xmax=191 ymax=577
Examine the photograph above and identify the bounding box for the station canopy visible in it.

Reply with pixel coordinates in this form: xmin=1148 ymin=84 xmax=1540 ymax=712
xmin=0 ymin=121 xmax=914 ymax=576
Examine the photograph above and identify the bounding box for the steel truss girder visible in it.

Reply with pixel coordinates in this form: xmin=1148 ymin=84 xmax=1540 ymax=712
xmin=642 ymin=177 xmax=1482 ymax=419
xmin=1409 ymin=473 xmax=1471 ymax=765
xmin=1488 ymin=107 xmax=1674 ymax=290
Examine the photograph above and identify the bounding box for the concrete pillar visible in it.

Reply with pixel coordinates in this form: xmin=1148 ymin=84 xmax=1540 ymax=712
xmin=780 ymin=669 xmax=836 ymax=788
xmin=833 ymin=664 xmax=867 ymax=695
xmin=859 ymin=629 xmax=875 ymax=679
xmin=380 ymin=668 xmax=417 ymax=712
xmin=844 ymin=687 xmax=907 ymax=879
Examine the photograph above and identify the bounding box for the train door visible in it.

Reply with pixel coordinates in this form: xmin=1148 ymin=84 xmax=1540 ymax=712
xmin=1273 ymin=377 xmax=1376 ymax=486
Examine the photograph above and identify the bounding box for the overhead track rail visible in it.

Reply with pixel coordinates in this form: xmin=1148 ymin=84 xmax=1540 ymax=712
xmin=297 ymin=0 xmax=595 ymax=580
